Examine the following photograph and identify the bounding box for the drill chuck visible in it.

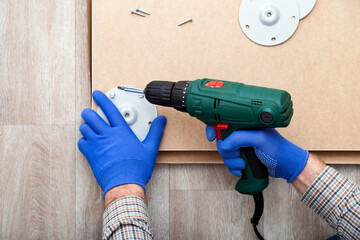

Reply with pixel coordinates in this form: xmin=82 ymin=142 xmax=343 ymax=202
xmin=144 ymin=81 xmax=190 ymax=112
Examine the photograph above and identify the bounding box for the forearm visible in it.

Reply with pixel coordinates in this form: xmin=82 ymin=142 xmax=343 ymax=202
xmin=292 ymin=153 xmax=326 ymax=194
xmin=293 ymin=154 xmax=360 ymax=239
xmin=104 ymin=184 xmax=145 ymax=209
xmin=103 ymin=185 xmax=153 ymax=240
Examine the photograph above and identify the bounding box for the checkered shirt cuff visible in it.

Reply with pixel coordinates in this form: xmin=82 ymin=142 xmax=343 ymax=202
xmin=103 ymin=196 xmax=153 ymax=240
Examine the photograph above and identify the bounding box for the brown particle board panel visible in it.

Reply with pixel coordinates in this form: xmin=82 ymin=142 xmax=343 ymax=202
xmin=92 ymin=0 xmax=360 ymax=151
xmin=157 ymin=151 xmax=360 ymax=164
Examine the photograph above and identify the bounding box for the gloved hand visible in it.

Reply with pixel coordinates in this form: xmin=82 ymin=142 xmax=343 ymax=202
xmin=206 ymin=126 xmax=309 ymax=183
xmin=78 ymin=90 xmax=167 ymax=198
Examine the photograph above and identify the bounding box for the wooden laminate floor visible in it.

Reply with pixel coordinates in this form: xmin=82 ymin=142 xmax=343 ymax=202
xmin=0 ymin=1 xmax=358 ymax=239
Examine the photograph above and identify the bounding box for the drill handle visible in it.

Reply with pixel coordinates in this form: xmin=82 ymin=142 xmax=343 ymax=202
xmin=210 ymin=127 xmax=269 ymax=195
xmin=235 ymin=147 xmax=269 ymax=195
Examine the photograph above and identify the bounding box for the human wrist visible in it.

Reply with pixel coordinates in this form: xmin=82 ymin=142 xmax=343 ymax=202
xmin=104 ymin=184 xmax=145 ymax=209
xmin=292 ymin=153 xmax=326 ymax=194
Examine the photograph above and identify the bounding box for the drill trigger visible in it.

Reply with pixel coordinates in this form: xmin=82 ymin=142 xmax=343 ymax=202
xmin=210 ymin=123 xmax=229 ymax=140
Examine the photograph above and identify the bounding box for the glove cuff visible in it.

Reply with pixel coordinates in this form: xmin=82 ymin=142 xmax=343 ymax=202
xmin=286 ymin=150 xmax=309 ymax=183
xmin=99 ymin=159 xmax=153 ymax=199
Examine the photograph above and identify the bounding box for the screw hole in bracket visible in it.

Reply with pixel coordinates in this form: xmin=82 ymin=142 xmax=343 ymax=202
xmin=245 ymin=25 xmax=250 ymax=29
xmin=271 ymin=37 xmax=276 ymax=41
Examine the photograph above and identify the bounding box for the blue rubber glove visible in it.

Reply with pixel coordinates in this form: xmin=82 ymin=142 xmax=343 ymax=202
xmin=206 ymin=126 xmax=309 ymax=183
xmin=78 ymin=90 xmax=167 ymax=198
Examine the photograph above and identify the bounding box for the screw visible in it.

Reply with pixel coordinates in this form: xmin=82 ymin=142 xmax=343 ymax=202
xmin=138 ymin=94 xmax=144 ymax=99
xmin=109 ymin=92 xmax=115 ymax=99
xmin=136 ymin=7 xmax=150 ymax=15
xmin=178 ymin=17 xmax=192 ymax=26
xmin=131 ymin=9 xmax=146 ymax=17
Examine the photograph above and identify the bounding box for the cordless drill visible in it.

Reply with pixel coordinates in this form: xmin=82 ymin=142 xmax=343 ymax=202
xmin=144 ymin=78 xmax=293 ymax=239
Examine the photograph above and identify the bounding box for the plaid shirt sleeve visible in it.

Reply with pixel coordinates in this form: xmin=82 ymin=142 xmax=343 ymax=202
xmin=301 ymin=166 xmax=360 ymax=240
xmin=102 ymin=196 xmax=154 ymax=240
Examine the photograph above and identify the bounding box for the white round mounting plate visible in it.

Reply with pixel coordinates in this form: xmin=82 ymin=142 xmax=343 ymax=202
xmin=97 ymin=86 xmax=158 ymax=141
xmin=239 ymin=0 xmax=300 ymax=46
xmin=296 ymin=0 xmax=316 ymax=19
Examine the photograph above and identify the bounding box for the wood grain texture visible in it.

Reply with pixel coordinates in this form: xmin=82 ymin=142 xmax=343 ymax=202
xmin=170 ymin=190 xmax=259 ymax=240
xmin=0 ymin=126 xmax=50 ymax=239
xmin=49 ymin=125 xmax=76 ymax=238
xmin=75 ymin=145 xmax=103 ymax=239
xmin=169 ymin=164 xmax=262 ymax=239
xmin=0 ymin=0 xmax=75 ymax=125
xmin=146 ymin=164 xmax=170 ymax=240
xmin=0 ymin=125 xmax=76 ymax=239
xmin=75 ymin=0 xmax=103 ymax=239
xmin=169 ymin=164 xmax=258 ymax=239
xmin=170 ymin=164 xmax=237 ymax=190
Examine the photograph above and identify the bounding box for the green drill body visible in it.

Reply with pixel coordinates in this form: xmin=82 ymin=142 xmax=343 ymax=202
xmin=145 ymin=78 xmax=293 ymax=195
xmin=185 ymin=79 xmax=293 ymax=194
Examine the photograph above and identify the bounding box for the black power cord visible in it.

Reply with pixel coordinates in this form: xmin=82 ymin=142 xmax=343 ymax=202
xmin=251 ymin=192 xmax=265 ymax=240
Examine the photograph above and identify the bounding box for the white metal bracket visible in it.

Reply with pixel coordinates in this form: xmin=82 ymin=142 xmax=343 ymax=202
xmin=239 ymin=0 xmax=300 ymax=46
xmin=97 ymin=86 xmax=158 ymax=141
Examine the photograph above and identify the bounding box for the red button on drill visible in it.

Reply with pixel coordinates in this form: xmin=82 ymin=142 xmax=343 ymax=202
xmin=205 ymin=80 xmax=224 ymax=88
xmin=211 ymin=123 xmax=229 ymax=139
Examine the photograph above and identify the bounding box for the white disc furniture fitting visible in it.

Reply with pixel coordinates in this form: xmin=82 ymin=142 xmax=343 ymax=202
xmin=296 ymin=0 xmax=316 ymax=19
xmin=239 ymin=0 xmax=300 ymax=46
xmin=97 ymin=86 xmax=158 ymax=141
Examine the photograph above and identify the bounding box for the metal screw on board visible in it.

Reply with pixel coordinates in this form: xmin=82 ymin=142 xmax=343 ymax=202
xmin=136 ymin=7 xmax=150 ymax=15
xmin=178 ymin=17 xmax=192 ymax=26
xmin=131 ymin=9 xmax=146 ymax=17
xmin=109 ymin=92 xmax=116 ymax=99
